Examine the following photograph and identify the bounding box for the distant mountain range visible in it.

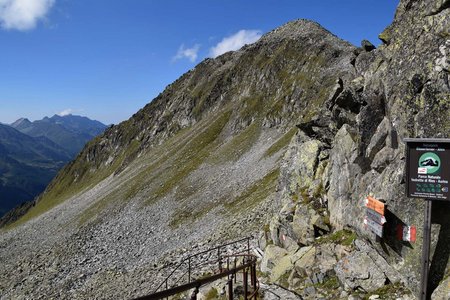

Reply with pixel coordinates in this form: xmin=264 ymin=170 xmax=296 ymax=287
xmin=0 ymin=115 xmax=107 ymax=217
xmin=11 ymin=114 xmax=107 ymax=156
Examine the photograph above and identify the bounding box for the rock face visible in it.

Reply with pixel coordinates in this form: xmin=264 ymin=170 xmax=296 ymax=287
xmin=0 ymin=0 xmax=449 ymax=299
xmin=262 ymin=0 xmax=450 ymax=299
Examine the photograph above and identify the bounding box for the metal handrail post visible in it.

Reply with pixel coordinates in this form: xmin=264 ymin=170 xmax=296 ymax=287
xmin=252 ymin=265 xmax=257 ymax=300
xmin=234 ymin=258 xmax=237 ymax=283
xmin=218 ymin=246 xmax=222 ymax=273
xmin=243 ymin=267 xmax=248 ymax=300
xmin=228 ymin=274 xmax=234 ymax=300
xmin=188 ymin=257 xmax=191 ymax=283
xmin=250 ymin=265 xmax=255 ymax=289
xmin=190 ymin=286 xmax=199 ymax=300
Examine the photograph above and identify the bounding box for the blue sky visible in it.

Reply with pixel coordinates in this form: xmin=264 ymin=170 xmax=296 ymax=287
xmin=0 ymin=0 xmax=398 ymax=125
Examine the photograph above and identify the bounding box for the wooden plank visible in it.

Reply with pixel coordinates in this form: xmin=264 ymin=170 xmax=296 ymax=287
xmin=365 ymin=196 xmax=385 ymax=215
xmin=366 ymin=208 xmax=386 ymax=225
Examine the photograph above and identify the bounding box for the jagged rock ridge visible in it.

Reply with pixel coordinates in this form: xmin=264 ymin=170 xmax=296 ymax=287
xmin=262 ymin=0 xmax=450 ymax=298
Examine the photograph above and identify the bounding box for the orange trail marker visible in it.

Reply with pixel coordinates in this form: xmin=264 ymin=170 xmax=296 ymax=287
xmin=365 ymin=196 xmax=385 ymax=215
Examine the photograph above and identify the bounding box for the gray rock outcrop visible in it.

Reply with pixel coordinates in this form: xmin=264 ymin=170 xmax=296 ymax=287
xmin=261 ymin=0 xmax=450 ymax=298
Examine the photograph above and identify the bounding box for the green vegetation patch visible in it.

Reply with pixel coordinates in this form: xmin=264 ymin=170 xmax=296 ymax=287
xmin=361 ymin=282 xmax=412 ymax=300
xmin=211 ymin=121 xmax=262 ymax=164
xmin=191 ymin=78 xmax=219 ymax=118
xmin=263 ymin=127 xmax=297 ymax=158
xmin=225 ymin=168 xmax=280 ymax=213
xmin=264 ymin=98 xmax=285 ymax=123
xmin=77 ymin=193 xmax=112 ymax=226
xmin=315 ymin=229 xmax=356 ymax=247
xmin=146 ymin=110 xmax=232 ymax=204
xmin=203 ymin=287 xmax=219 ymax=300
xmin=239 ymin=94 xmax=265 ymax=121
xmin=317 ymin=275 xmax=340 ymax=290
xmin=169 ymin=200 xmax=218 ymax=229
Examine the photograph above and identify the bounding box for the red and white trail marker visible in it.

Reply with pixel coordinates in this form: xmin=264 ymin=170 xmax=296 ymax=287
xmin=397 ymin=225 xmax=416 ymax=242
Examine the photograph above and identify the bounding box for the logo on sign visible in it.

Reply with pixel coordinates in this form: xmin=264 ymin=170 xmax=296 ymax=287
xmin=418 ymin=152 xmax=441 ymax=175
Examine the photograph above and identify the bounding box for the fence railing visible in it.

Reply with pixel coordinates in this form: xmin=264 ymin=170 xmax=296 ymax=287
xmin=133 ymin=237 xmax=258 ymax=300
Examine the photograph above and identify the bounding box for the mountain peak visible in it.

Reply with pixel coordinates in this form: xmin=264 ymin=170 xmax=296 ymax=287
xmin=11 ymin=117 xmax=31 ymax=124
xmin=10 ymin=118 xmax=32 ymax=130
xmin=53 ymin=113 xmax=73 ymax=118
xmin=259 ymin=19 xmax=344 ymax=45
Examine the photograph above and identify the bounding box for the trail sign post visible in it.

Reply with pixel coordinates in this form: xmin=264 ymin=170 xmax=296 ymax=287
xmin=405 ymin=139 xmax=450 ymax=201
xmin=404 ymin=138 xmax=450 ymax=300
xmin=364 ymin=196 xmax=386 ymax=238
xmin=366 ymin=209 xmax=386 ymax=225
xmin=365 ymin=196 xmax=386 ymax=215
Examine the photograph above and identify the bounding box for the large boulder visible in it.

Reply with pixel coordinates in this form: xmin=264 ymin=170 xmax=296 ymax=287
xmin=292 ymin=205 xmax=329 ymax=246
xmin=431 ymin=276 xmax=450 ymax=300
xmin=327 ymin=124 xmax=361 ymax=229
xmin=260 ymin=244 xmax=289 ymax=274
xmin=335 ymin=250 xmax=386 ymax=292
xmin=335 ymin=239 xmax=403 ymax=293
xmin=260 ymin=244 xmax=297 ymax=284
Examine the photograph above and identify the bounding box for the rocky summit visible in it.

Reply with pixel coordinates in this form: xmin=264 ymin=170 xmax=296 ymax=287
xmin=1 ymin=0 xmax=450 ymax=299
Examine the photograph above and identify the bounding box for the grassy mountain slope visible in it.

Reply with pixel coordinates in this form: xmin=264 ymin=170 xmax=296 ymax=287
xmin=17 ymin=20 xmax=356 ymax=225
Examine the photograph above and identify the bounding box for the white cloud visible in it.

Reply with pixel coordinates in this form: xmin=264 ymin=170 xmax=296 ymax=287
xmin=210 ymin=30 xmax=262 ymax=58
xmin=172 ymin=44 xmax=200 ymax=63
xmin=57 ymin=108 xmax=74 ymax=116
xmin=0 ymin=0 xmax=55 ymax=31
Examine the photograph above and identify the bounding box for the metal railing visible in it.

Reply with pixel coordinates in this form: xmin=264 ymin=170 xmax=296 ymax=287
xmin=133 ymin=237 xmax=259 ymax=300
